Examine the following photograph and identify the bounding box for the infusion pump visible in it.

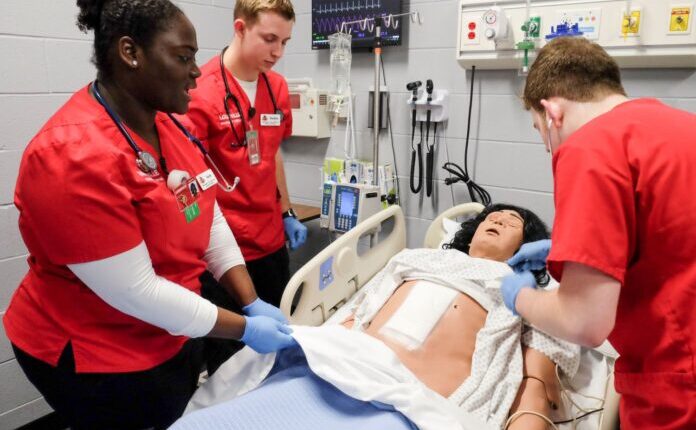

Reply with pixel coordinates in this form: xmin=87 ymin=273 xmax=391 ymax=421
xmin=321 ymin=183 xmax=382 ymax=233
xmin=287 ymin=78 xmax=331 ymax=138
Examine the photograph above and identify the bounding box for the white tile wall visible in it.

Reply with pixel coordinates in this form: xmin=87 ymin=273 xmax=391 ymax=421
xmin=0 ymin=315 xmax=14 ymax=363
xmin=0 ymin=38 xmax=49 ymax=94
xmin=0 ymin=398 xmax=52 ymax=430
xmin=0 ymin=361 xmax=42 ymax=415
xmin=0 ymin=94 xmax=71 ymax=151
xmin=1 ymin=0 xmax=696 ymax=427
xmin=0 ymin=206 xmax=25 ymax=260
xmin=0 ymin=257 xmax=28 ymax=313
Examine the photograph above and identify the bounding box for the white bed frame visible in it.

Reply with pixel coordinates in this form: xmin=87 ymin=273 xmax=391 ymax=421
xmin=280 ymin=203 xmax=620 ymax=430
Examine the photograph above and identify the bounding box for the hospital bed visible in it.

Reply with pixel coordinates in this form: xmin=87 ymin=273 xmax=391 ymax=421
xmin=279 ymin=203 xmax=621 ymax=430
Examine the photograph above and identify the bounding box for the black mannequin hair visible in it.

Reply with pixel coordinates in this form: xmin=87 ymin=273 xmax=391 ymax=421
xmin=443 ymin=203 xmax=551 ymax=286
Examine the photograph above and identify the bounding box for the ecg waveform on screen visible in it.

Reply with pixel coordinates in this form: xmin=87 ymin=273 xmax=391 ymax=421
xmin=312 ymin=0 xmax=401 ymax=48
xmin=314 ymin=14 xmax=384 ymax=34
xmin=314 ymin=0 xmax=383 ymax=15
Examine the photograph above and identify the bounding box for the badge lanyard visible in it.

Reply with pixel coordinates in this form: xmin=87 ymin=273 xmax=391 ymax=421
xmin=219 ymin=47 xmax=284 ymax=165
xmin=91 ymin=80 xmax=239 ymax=193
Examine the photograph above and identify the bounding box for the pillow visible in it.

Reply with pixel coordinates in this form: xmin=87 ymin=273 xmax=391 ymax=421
xmin=437 ymin=217 xmax=462 ymax=249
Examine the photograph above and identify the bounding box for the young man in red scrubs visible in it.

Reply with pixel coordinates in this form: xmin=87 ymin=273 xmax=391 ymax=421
xmin=184 ymin=0 xmax=306 ymax=372
xmin=501 ymin=37 xmax=696 ymax=429
xmin=3 ymin=1 xmax=294 ymax=428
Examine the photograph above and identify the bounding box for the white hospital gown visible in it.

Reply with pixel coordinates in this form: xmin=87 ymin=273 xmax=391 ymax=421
xmin=185 ymin=248 xmax=580 ymax=430
xmin=348 ymin=248 xmax=580 ymax=429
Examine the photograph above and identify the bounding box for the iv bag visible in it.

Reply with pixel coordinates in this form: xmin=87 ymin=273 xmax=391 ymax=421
xmin=328 ymin=32 xmax=352 ymax=116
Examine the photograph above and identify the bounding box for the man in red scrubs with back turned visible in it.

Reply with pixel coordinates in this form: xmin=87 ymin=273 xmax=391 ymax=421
xmin=184 ymin=0 xmax=306 ymax=373
xmin=500 ymin=37 xmax=696 ymax=429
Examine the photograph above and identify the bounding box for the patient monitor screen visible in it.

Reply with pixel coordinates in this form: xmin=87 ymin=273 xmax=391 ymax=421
xmin=339 ymin=190 xmax=355 ymax=216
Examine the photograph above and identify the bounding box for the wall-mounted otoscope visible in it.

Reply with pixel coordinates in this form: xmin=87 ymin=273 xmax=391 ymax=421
xmin=407 ymin=81 xmax=423 ymax=194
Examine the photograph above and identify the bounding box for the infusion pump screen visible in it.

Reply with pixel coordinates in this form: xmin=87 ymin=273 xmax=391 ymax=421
xmin=339 ymin=190 xmax=355 ymax=216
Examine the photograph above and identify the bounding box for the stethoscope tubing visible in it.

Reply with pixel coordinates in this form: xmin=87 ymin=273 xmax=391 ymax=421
xmin=91 ymin=80 xmax=237 ymax=192
xmin=218 ymin=47 xmax=283 ymax=147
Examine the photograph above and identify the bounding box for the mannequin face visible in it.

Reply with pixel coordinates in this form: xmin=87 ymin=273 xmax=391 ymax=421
xmin=236 ymin=11 xmax=293 ymax=74
xmin=468 ymin=210 xmax=525 ymax=262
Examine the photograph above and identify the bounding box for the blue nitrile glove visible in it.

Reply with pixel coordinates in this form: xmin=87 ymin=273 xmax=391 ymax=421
xmin=507 ymin=239 xmax=552 ymax=273
xmin=243 ymin=297 xmax=288 ymax=324
xmin=241 ymin=315 xmax=297 ymax=354
xmin=501 ymin=271 xmax=537 ymax=316
xmin=283 ymin=216 xmax=307 ymax=250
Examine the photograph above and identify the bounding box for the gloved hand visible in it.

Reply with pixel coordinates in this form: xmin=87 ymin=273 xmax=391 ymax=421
xmin=283 ymin=216 xmax=307 ymax=250
xmin=243 ymin=297 xmax=288 ymax=324
xmin=501 ymin=271 xmax=537 ymax=316
xmin=507 ymin=239 xmax=552 ymax=273
xmin=241 ymin=315 xmax=297 ymax=354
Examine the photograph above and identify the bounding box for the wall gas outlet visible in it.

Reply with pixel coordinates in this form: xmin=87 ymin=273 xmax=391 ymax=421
xmin=528 ymin=15 xmax=542 ymax=38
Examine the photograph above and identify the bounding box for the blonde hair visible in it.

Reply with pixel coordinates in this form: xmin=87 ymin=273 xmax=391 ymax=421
xmin=523 ymin=37 xmax=626 ymax=112
xmin=234 ymin=0 xmax=295 ymax=26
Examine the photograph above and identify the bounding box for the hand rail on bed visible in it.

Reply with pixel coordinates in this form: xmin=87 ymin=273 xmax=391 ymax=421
xmin=280 ymin=205 xmax=406 ymax=326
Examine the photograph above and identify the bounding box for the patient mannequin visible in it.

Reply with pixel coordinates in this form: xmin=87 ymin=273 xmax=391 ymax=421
xmin=343 ymin=204 xmax=559 ymax=430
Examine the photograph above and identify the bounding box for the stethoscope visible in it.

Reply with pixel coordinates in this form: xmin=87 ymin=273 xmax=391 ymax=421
xmin=91 ymin=80 xmax=239 ymax=192
xmin=219 ymin=47 xmax=284 ymax=147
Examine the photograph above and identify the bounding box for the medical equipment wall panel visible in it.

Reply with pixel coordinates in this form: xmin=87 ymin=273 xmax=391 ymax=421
xmin=457 ymin=1 xmax=696 ymax=69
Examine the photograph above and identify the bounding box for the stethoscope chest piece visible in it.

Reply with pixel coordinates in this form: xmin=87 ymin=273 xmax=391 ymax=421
xmin=137 ymin=151 xmax=158 ymax=174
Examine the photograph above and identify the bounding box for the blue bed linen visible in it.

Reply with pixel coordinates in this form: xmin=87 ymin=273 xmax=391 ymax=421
xmin=169 ymin=348 xmax=417 ymax=430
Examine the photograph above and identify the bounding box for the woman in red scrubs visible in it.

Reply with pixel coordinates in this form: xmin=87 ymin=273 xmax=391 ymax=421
xmin=3 ymin=1 xmax=294 ymax=428
xmin=501 ymin=37 xmax=696 ymax=429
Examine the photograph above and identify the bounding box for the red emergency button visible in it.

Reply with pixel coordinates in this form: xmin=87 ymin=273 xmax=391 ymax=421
xmin=468 ymin=22 xmax=476 ymax=30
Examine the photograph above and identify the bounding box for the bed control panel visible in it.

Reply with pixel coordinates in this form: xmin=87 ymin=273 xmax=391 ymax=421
xmin=320 ymin=256 xmax=334 ymax=291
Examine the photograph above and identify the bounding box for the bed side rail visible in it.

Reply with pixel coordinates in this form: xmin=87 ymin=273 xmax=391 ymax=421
xmin=280 ymin=205 xmax=406 ymax=326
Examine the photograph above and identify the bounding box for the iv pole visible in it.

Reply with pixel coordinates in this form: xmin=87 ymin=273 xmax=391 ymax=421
xmin=339 ymin=12 xmax=423 ymax=186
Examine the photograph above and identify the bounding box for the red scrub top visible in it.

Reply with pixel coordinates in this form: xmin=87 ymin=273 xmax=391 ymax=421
xmin=547 ymin=99 xmax=696 ymax=429
xmin=3 ymin=86 xmax=216 ymax=373
xmin=184 ymin=57 xmax=293 ymax=261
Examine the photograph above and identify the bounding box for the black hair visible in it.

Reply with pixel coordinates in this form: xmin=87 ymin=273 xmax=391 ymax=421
xmin=76 ymin=0 xmax=183 ymax=79
xmin=443 ymin=203 xmax=551 ymax=286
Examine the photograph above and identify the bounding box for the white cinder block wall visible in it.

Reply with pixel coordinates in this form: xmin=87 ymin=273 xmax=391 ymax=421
xmin=1 ymin=0 xmax=695 ymax=427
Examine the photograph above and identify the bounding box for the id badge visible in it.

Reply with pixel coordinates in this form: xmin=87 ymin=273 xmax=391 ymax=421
xmin=174 ymin=177 xmax=202 ymax=223
xmin=246 ymin=129 xmax=260 ymax=166
xmin=260 ymin=114 xmax=282 ymax=127
xmin=196 ymin=169 xmax=218 ymax=191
